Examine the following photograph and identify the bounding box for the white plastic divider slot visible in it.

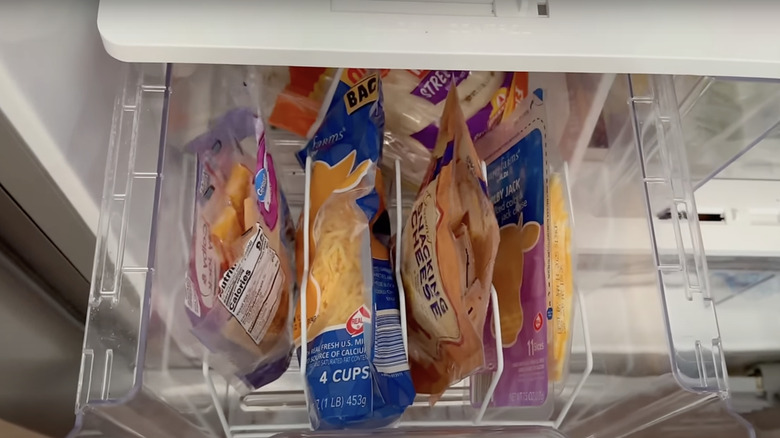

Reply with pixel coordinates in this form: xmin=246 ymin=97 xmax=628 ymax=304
xmin=299 ymin=155 xmax=313 ymax=421
xmin=394 ymin=160 xmax=409 ymax=363
xmin=472 ymin=160 xmax=506 ymax=425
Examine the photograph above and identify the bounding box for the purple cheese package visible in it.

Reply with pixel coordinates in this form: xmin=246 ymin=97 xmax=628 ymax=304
xmin=471 ymin=89 xmax=552 ymax=412
xmin=184 ymin=107 xmax=296 ymax=392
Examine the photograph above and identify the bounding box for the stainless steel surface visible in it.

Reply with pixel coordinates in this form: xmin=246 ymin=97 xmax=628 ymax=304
xmin=0 ymin=246 xmax=83 ymax=437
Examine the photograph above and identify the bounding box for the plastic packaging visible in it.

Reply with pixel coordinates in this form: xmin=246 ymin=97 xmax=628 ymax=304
xmin=471 ymin=90 xmax=552 ymax=409
xmin=268 ymin=67 xmax=337 ymax=138
xmin=384 ymin=70 xmax=528 ymax=188
xmin=266 ymin=69 xmax=528 ymax=189
xmin=547 ymin=164 xmax=575 ymax=385
xmin=295 ymin=69 xmax=415 ymax=429
xmin=184 ymin=106 xmax=296 ymax=391
xmin=400 ymin=80 xmax=500 ymax=402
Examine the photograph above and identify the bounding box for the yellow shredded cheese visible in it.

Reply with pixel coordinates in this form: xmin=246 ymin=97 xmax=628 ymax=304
xmin=305 ymin=193 xmax=368 ymax=339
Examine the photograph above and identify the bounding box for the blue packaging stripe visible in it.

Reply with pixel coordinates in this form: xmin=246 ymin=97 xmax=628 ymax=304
xmin=486 ymin=128 xmax=545 ymax=227
xmin=300 ymin=71 xmax=415 ymax=429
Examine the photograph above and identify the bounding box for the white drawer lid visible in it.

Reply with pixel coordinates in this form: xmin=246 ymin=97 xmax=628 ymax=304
xmin=98 ymin=0 xmax=780 ymax=78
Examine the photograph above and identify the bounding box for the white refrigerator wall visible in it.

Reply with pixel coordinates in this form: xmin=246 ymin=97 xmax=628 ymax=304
xmin=0 ymin=0 xmax=121 ymax=277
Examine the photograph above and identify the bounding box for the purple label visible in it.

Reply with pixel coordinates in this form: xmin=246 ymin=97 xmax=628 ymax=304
xmin=410 ymin=72 xmax=514 ymax=150
xmin=483 ymin=237 xmax=548 ymax=407
xmin=466 ymin=105 xmax=493 ymax=144
xmin=410 ymin=124 xmax=440 ymax=151
xmin=411 ymin=70 xmax=470 ymax=105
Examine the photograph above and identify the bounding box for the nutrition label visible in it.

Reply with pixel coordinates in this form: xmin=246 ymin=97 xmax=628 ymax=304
xmin=219 ymin=226 xmax=284 ymax=344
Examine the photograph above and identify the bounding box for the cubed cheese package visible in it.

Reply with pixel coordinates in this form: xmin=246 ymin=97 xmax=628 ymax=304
xmin=185 ymin=106 xmax=297 ymax=392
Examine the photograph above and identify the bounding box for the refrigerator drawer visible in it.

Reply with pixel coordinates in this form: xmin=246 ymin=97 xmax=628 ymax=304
xmin=71 ymin=64 xmax=777 ymax=438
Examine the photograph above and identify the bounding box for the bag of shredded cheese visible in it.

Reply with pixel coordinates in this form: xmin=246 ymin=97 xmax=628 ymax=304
xmin=295 ymin=69 xmax=415 ymax=429
xmin=400 ymin=79 xmax=500 ymax=402
xmin=185 ymin=107 xmax=296 ymax=391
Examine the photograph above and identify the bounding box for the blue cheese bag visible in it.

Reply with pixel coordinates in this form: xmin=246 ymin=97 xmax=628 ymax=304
xmin=295 ymin=69 xmax=415 ymax=429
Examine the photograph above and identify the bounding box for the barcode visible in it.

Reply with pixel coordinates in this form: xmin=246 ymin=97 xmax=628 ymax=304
xmin=373 ymin=309 xmax=409 ymax=374
xmin=184 ymin=276 xmax=201 ymax=318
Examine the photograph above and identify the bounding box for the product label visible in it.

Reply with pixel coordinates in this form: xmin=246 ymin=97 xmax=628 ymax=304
xmin=219 ymin=226 xmax=283 ymax=344
xmin=481 ymin=121 xmax=548 ymax=407
xmin=371 ymin=258 xmax=409 ymax=375
xmin=256 ymin=133 xmax=280 ymax=230
xmin=411 ymin=70 xmax=470 ymax=105
xmin=410 ymin=72 xmax=519 ymax=150
xmin=406 ymin=188 xmax=460 ymax=349
xmin=306 ymin=256 xmax=411 ymax=425
xmin=194 ymin=217 xmax=219 ymax=310
xmin=307 ymin=306 xmax=373 ymax=421
xmin=344 ymin=74 xmax=379 ymax=115
xmin=183 ymin=275 xmax=201 ymax=317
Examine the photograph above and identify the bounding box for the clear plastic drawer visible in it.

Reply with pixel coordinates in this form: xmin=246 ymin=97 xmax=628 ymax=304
xmin=69 ymin=64 xmax=752 ymax=438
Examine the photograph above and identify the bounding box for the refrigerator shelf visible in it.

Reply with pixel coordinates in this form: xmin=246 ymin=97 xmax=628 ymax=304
xmin=97 ymin=0 xmax=780 ymax=79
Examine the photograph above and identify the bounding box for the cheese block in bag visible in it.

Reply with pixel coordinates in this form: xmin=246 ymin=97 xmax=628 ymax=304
xmin=186 ymin=108 xmax=296 ymax=391
xmin=400 ymin=80 xmax=500 ymax=401
xmin=472 ymin=90 xmax=550 ymax=409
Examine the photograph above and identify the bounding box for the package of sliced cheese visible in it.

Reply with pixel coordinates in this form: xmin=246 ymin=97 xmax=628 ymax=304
xmin=469 ymin=89 xmax=576 ymax=415
xmin=185 ymin=107 xmax=296 ymax=391
xmin=383 ymin=70 xmax=528 ymax=188
xmin=295 ymin=69 xmax=415 ymax=429
xmin=400 ymin=79 xmax=500 ymax=402
xmin=469 ymin=90 xmax=550 ymax=411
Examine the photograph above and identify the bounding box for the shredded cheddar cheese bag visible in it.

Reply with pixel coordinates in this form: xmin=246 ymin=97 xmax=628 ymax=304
xmin=295 ymin=69 xmax=415 ymax=429
xmin=401 ymin=82 xmax=500 ymax=401
xmin=185 ymin=108 xmax=296 ymax=391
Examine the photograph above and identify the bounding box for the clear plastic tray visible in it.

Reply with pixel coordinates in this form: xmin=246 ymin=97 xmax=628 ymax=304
xmin=70 ymin=64 xmax=745 ymax=437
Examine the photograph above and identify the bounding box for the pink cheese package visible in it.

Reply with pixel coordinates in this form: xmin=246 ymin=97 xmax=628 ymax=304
xmin=184 ymin=107 xmax=297 ymax=391
xmin=470 ymin=90 xmax=553 ymax=415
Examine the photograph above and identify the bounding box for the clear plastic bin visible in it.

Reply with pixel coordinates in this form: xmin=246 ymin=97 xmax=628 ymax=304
xmin=70 ymin=64 xmax=750 ymax=437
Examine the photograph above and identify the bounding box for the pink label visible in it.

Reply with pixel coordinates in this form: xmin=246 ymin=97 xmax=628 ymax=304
xmin=255 ymin=132 xmax=279 ymax=230
xmin=411 ymin=70 xmax=470 ymax=105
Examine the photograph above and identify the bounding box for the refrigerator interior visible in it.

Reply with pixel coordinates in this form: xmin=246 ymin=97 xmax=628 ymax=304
xmin=68 ymin=63 xmax=780 ymax=438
